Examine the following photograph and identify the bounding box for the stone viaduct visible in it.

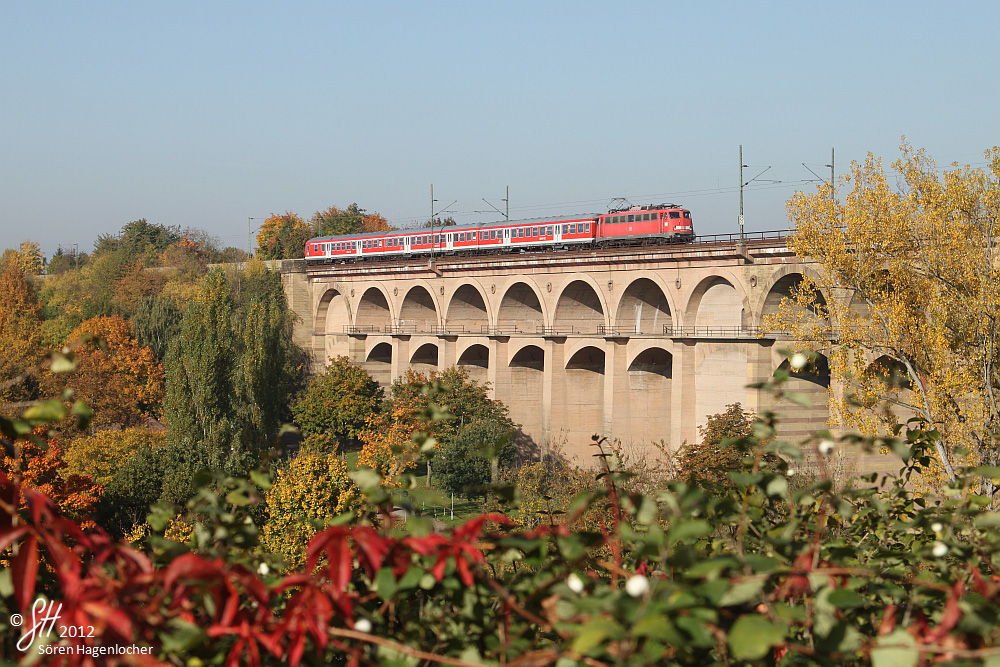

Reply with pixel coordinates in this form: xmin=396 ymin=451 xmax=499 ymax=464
xmin=276 ymin=234 xmax=866 ymax=468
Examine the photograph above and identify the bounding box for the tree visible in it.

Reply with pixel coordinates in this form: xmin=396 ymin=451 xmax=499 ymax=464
xmin=360 ymin=367 xmax=517 ymax=486
xmin=0 ymin=263 xmax=44 ymax=407
xmin=163 ymin=263 xmax=304 ymax=490
xmin=0 ymin=240 xmax=44 ymax=275
xmin=356 ymin=392 xmax=426 ymax=484
xmin=261 ymin=450 xmax=356 ymax=569
xmin=44 ymin=315 xmax=165 ymax=429
xmin=0 ymin=432 xmax=101 ymax=523
xmin=435 ymin=420 xmax=515 ymax=498
xmin=45 ymin=247 xmax=79 ymax=275
xmin=291 ymin=356 xmax=383 ymax=445
xmin=255 ymin=212 xmax=312 ymax=260
xmin=310 ymin=204 xmax=394 ymax=237
xmin=63 ymin=427 xmax=166 ymax=487
xmin=110 ymin=259 xmax=167 ymax=315
xmin=768 ymin=143 xmax=1000 ymax=489
xmin=93 ymin=218 xmax=181 ymax=260
xmin=676 ymin=403 xmax=767 ymax=488
xmin=131 ymin=294 xmax=183 ymax=361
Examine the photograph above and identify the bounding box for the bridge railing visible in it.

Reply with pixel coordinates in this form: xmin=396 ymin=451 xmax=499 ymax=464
xmin=431 ymin=324 xmax=466 ymax=335
xmin=597 ymin=325 xmax=637 ymax=336
xmin=481 ymin=325 xmax=522 ymax=336
xmin=691 ymin=229 xmax=792 ymax=245
xmin=341 ymin=323 xmax=810 ymax=339
xmin=536 ymin=325 xmax=581 ymax=336
xmin=343 ymin=325 xmax=381 ymax=335
xmin=662 ymin=325 xmax=794 ymax=339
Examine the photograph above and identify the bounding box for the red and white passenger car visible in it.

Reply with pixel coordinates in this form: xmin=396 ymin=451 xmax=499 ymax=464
xmin=304 ymin=204 xmax=693 ymax=262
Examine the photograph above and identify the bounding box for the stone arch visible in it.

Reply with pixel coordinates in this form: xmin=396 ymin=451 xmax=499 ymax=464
xmin=457 ymin=343 xmax=489 ymax=385
xmin=356 ymin=286 xmax=393 ymax=331
xmin=315 ymin=287 xmax=352 ymax=333
xmin=616 ymin=345 xmax=673 ymax=451
xmin=554 ymin=279 xmax=607 ymax=334
xmin=399 ymin=285 xmax=439 ymax=332
xmin=314 ymin=287 xmax=352 ymax=360
xmin=363 ymin=341 xmax=392 ymax=387
xmin=497 ymin=281 xmax=546 ymax=334
xmin=503 ymin=344 xmax=545 ymax=450
xmin=555 ymin=345 xmax=606 ymax=461
xmin=770 ymin=353 xmax=832 ymax=443
xmin=410 ymin=343 xmax=439 ymax=374
xmin=615 ymin=277 xmax=673 ymax=335
xmin=756 ymin=266 xmax=831 ymax=330
xmin=446 ymin=283 xmax=490 ymax=334
xmin=694 ymin=341 xmax=748 ymax=433
xmin=686 ymin=274 xmax=749 ymax=331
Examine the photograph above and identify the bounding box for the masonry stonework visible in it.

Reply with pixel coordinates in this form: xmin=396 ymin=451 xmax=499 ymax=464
xmin=278 ymin=238 xmax=893 ymax=475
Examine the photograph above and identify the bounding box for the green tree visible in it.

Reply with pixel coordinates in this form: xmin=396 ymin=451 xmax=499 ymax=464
xmin=291 ymin=356 xmax=383 ymax=446
xmin=435 ymin=420 xmax=515 ymax=498
xmin=45 ymin=247 xmax=79 ymax=275
xmin=163 ymin=262 xmax=304 ymax=499
xmin=131 ymin=294 xmax=183 ymax=361
xmin=93 ymin=218 xmax=181 ymax=260
xmin=261 ymin=450 xmax=356 ymax=569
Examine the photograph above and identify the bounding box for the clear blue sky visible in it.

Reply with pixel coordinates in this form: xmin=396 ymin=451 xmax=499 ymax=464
xmin=3 ymin=1 xmax=997 ymax=257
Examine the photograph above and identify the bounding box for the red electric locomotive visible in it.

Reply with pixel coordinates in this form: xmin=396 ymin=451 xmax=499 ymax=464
xmin=303 ymin=203 xmax=693 ymax=262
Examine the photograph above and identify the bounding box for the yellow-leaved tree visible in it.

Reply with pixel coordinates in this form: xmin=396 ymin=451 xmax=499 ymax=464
xmin=63 ymin=427 xmax=166 ymax=486
xmin=766 ymin=143 xmax=1000 ymax=491
xmin=262 ymin=451 xmax=357 ymax=569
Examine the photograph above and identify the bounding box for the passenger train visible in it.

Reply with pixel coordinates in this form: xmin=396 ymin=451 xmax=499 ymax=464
xmin=304 ymin=203 xmax=693 ymax=262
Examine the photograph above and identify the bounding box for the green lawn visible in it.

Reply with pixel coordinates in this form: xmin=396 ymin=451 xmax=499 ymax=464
xmin=341 ymin=449 xmax=483 ymax=529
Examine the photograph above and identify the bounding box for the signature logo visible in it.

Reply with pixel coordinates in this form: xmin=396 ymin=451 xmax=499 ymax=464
xmin=13 ymin=598 xmax=63 ymax=652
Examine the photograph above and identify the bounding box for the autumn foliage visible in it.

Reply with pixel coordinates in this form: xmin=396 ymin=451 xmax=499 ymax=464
xmin=45 ymin=315 xmax=165 ymax=429
xmin=255 ymin=212 xmax=312 ymax=260
xmin=769 ymin=143 xmax=1000 ymax=490
xmin=1 ymin=432 xmax=100 ymax=523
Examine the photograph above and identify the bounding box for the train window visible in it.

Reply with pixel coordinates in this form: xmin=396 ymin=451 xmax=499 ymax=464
xmin=585 ymin=222 xmax=590 ymax=232
xmin=670 ymin=212 xmax=680 ymax=219
xmin=570 ymin=224 xmax=576 ymax=233
xmin=547 ymin=226 xmax=553 ymax=235
xmin=519 ymin=228 xmax=524 ymax=238
xmin=684 ymin=211 xmax=691 ymax=218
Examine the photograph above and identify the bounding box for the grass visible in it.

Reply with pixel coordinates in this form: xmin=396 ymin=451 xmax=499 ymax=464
xmin=340 ymin=448 xmax=483 ymax=529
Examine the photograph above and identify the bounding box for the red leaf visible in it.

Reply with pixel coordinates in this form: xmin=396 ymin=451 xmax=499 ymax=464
xmin=12 ymin=534 xmax=38 ymax=611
